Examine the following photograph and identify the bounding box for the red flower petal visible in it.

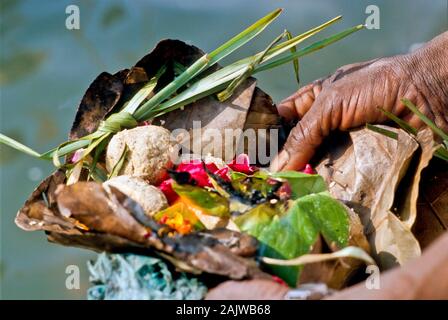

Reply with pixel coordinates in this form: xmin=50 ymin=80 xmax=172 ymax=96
xmin=214 ymin=167 xmax=230 ymax=181
xmin=176 ymin=161 xmax=226 ymax=187
xmin=158 ymin=179 xmax=179 ymax=204
xmin=228 ymin=154 xmax=258 ymax=174
xmin=271 ymin=275 xmax=288 ymax=286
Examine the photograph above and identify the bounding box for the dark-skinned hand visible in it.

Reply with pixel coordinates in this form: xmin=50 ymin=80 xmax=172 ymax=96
xmin=271 ymin=32 xmax=448 ymax=171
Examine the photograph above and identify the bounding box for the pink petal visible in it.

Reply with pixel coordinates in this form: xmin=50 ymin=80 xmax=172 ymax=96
xmin=301 ymin=164 xmax=314 ymax=175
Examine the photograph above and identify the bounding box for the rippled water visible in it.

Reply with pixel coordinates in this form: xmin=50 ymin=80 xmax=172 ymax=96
xmin=0 ymin=0 xmax=446 ymax=299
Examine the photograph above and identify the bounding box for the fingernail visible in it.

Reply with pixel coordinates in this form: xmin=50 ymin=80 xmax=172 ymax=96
xmin=270 ymin=151 xmax=289 ymax=172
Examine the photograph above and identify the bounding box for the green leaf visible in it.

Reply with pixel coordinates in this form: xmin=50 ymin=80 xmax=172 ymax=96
xmin=234 ymin=193 xmax=350 ymax=286
xmin=172 ymin=182 xmax=229 ymax=217
xmin=271 ymin=171 xmax=327 ymax=199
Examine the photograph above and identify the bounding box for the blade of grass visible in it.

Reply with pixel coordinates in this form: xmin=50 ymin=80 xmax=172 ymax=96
xmin=263 ymin=15 xmax=342 ymax=60
xmin=90 ymin=136 xmax=109 ymax=180
xmin=285 ymin=30 xmax=300 ymax=85
xmin=149 ymin=24 xmax=364 ymax=116
xmin=0 ymin=133 xmax=41 ymax=158
xmin=208 ymin=8 xmax=282 ymax=64
xmin=193 ymin=15 xmax=342 ymax=89
xmin=108 ymin=145 xmax=128 ymax=179
xmin=122 ymin=65 xmax=166 ymax=114
xmin=255 ymin=24 xmax=365 ymax=73
xmin=401 ymin=98 xmax=448 ymax=141
xmin=40 ymin=139 xmax=91 ymax=160
xmin=150 ymin=16 xmax=343 ymax=113
xmin=366 ymin=123 xmax=398 ymax=139
xmin=217 ymin=29 xmax=289 ymax=102
xmin=83 ymin=162 xmax=107 ymax=182
xmin=378 ymin=107 xmax=418 ymax=135
xmin=173 ymin=61 xmax=187 ymax=76
xmin=435 ymin=147 xmax=448 ymax=162
xmin=134 ymin=9 xmax=283 ymax=121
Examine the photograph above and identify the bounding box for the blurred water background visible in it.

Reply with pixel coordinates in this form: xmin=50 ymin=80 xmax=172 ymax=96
xmin=0 ymin=0 xmax=446 ymax=299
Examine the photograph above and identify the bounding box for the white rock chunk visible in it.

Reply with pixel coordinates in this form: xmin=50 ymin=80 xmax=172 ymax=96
xmin=103 ymin=175 xmax=168 ymax=217
xmin=106 ymin=125 xmax=176 ymax=184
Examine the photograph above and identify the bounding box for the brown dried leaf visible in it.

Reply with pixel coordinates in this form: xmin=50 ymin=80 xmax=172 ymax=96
xmin=55 ymin=182 xmax=151 ymax=245
xmin=16 ymin=172 xmax=265 ymax=280
xmin=395 ymin=129 xmax=437 ymax=228
xmin=316 ymin=126 xmax=425 ymax=270
xmin=70 ymin=72 xmax=126 ymax=140
xmin=15 ymin=170 xmax=82 ymax=235
xmin=412 ymin=158 xmax=448 ymax=249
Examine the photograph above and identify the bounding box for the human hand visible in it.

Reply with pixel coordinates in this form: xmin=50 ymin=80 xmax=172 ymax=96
xmin=271 ymin=32 xmax=448 ymax=171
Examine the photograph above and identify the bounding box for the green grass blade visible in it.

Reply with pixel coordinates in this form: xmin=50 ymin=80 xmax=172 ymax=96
xmin=217 ymin=30 xmax=288 ymax=102
xmin=285 ymin=30 xmax=300 ymax=85
xmin=262 ymin=15 xmax=342 ymax=62
xmin=401 ymin=98 xmax=448 ymax=141
xmin=152 ymin=23 xmax=363 ymax=115
xmin=90 ymin=136 xmax=109 ymax=180
xmin=366 ymin=123 xmax=398 ymax=139
xmin=173 ymin=61 xmax=187 ymax=76
xmin=148 ymin=69 xmax=243 ymax=116
xmin=134 ymin=54 xmax=211 ymax=120
xmin=40 ymin=139 xmax=91 ymax=160
xmin=135 ymin=9 xmax=282 ymax=121
xmin=108 ymin=145 xmax=128 ymax=179
xmin=122 ymin=65 xmax=166 ymax=114
xmin=208 ymin=8 xmax=282 ymax=64
xmin=378 ymin=107 xmax=418 ymax=135
xmin=0 ymin=133 xmax=41 ymax=158
xmin=150 ymin=83 xmax=229 ymax=119
xmin=255 ymin=24 xmax=365 ymax=73
xmin=435 ymin=146 xmax=448 ymax=162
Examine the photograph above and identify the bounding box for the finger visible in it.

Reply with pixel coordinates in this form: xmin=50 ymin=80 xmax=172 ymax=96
xmin=277 ymin=80 xmax=323 ymax=121
xmin=271 ymin=94 xmax=336 ymax=171
xmin=401 ymin=94 xmax=444 ymax=131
